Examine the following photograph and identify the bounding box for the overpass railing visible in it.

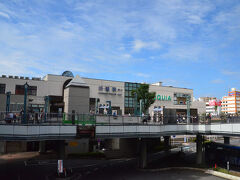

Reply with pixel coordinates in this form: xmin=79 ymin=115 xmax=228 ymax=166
xmin=1 ymin=111 xmax=240 ymax=126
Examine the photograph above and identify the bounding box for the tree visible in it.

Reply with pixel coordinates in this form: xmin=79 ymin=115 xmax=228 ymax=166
xmin=132 ymin=84 xmax=156 ymax=114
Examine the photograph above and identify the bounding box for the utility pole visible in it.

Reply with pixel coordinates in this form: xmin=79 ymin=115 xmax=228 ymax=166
xmin=23 ymin=82 xmax=29 ymax=124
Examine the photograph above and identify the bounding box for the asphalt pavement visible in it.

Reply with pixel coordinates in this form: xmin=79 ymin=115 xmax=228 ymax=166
xmin=0 ymin=143 xmax=228 ymax=180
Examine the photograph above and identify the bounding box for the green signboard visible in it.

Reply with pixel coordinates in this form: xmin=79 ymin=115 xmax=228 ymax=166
xmin=154 ymin=95 xmax=171 ymax=101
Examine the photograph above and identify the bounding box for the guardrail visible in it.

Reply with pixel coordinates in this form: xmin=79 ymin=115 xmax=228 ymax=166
xmin=95 ymin=123 xmax=240 ymax=138
xmin=1 ymin=112 xmax=240 ymax=126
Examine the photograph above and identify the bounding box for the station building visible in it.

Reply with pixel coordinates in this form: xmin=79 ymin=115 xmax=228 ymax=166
xmin=0 ymin=71 xmax=205 ymax=117
xmin=0 ymin=71 xmax=205 ymax=154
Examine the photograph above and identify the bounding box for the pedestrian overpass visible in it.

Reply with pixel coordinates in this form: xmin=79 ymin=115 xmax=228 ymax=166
xmin=0 ymin=115 xmax=239 ymax=140
xmin=0 ymin=114 xmax=239 ymax=167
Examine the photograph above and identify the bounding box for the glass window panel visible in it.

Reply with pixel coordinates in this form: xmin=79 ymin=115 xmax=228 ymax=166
xmin=0 ymin=84 xmax=5 ymax=94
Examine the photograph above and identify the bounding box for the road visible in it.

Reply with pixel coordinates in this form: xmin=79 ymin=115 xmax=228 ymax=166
xmin=0 ymin=147 xmax=226 ymax=180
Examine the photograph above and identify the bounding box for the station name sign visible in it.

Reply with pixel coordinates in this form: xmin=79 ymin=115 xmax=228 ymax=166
xmin=154 ymin=95 xmax=171 ymax=101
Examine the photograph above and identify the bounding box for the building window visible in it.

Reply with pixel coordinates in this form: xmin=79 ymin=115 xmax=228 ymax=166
xmin=15 ymin=85 xmax=37 ymax=96
xmin=98 ymin=86 xmax=103 ymax=91
xmin=112 ymin=87 xmax=116 ymax=92
xmin=105 ymin=86 xmax=110 ymax=92
xmin=173 ymin=93 xmax=191 ymax=105
xmin=0 ymin=84 xmax=5 ymax=94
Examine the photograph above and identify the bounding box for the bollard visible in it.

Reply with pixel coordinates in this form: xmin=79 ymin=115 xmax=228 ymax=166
xmin=227 ymin=161 xmax=229 ymax=172
xmin=215 ymin=163 xmax=217 ymax=169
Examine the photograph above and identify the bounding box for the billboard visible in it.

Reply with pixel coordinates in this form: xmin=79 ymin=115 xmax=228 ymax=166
xmin=209 ymin=100 xmax=221 ymax=106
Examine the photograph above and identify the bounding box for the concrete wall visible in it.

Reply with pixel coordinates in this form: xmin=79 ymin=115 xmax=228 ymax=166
xmin=66 ymin=139 xmax=89 ymax=154
xmin=0 ymin=94 xmax=25 ymax=111
xmin=0 ymin=141 xmax=6 ymax=154
xmin=192 ymin=101 xmax=206 ymax=115
xmin=0 ymin=75 xmax=72 ymax=97
xmin=82 ymin=78 xmax=125 ymax=114
xmin=149 ymin=85 xmax=193 ymax=113
xmin=6 ymin=141 xmax=27 ymax=153
xmin=64 ymin=86 xmax=90 ymax=114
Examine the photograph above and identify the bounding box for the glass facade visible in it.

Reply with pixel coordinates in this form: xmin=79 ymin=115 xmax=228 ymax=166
xmin=0 ymin=84 xmax=5 ymax=94
xmin=15 ymin=85 xmax=37 ymax=96
xmin=124 ymin=82 xmax=140 ymax=114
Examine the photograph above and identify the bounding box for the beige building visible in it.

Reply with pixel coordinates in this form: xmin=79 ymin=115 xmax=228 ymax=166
xmin=0 ymin=71 xmax=205 ymax=116
xmin=0 ymin=71 xmax=206 ymax=154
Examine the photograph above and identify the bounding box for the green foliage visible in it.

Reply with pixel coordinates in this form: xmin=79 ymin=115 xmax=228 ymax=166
xmin=214 ymin=167 xmax=229 ymax=174
xmin=132 ymin=84 xmax=156 ymax=114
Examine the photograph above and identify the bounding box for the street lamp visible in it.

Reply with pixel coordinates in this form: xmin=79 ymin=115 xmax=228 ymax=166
xmin=106 ymin=101 xmax=112 ymax=115
xmin=5 ymin=91 xmax=11 ymax=115
xmin=44 ymin=96 xmax=49 ymax=122
xmin=186 ymin=95 xmax=191 ymax=124
xmin=23 ymin=82 xmax=29 ymax=124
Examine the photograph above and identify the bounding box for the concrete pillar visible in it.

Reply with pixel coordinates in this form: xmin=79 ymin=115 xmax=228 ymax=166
xmin=105 ymin=138 xmax=120 ymax=150
xmin=196 ymin=135 xmax=203 ymax=164
xmin=139 ymin=138 xmax=147 ymax=169
xmin=39 ymin=141 xmax=46 ymax=154
xmin=164 ymin=136 xmax=171 ymax=151
xmin=0 ymin=141 xmax=6 ymax=154
xmin=224 ymin=137 xmax=230 ymax=144
xmin=119 ymin=138 xmax=138 ymax=156
xmin=58 ymin=140 xmax=66 ymax=159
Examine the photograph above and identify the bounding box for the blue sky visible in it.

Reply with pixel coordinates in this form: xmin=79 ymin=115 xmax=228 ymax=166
xmin=0 ymin=0 xmax=240 ymax=99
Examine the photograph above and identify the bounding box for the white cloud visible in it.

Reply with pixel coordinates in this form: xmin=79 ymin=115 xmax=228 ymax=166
xmin=211 ymin=79 xmax=224 ymax=84
xmin=162 ymin=44 xmax=204 ymax=61
xmin=187 ymin=15 xmax=203 ymax=24
xmin=221 ymin=70 xmax=239 ymax=76
xmin=0 ymin=0 xmax=239 ymax=80
xmin=135 ymin=73 xmax=150 ymax=78
xmin=122 ymin=54 xmax=131 ymax=59
xmin=133 ymin=40 xmax=160 ymax=51
xmin=0 ymin=12 xmax=10 ymax=19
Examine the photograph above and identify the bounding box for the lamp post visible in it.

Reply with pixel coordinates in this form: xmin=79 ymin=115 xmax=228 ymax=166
xmin=106 ymin=101 xmax=112 ymax=115
xmin=44 ymin=96 xmax=49 ymax=122
xmin=140 ymin=99 xmax=143 ymax=116
xmin=6 ymin=92 xmax=11 ymax=115
xmin=23 ymin=82 xmax=29 ymax=124
xmin=95 ymin=98 xmax=100 ymax=114
xmin=186 ymin=95 xmax=191 ymax=124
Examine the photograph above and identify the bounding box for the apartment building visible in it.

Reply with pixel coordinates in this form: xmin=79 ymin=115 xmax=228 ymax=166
xmin=222 ymin=88 xmax=240 ymax=114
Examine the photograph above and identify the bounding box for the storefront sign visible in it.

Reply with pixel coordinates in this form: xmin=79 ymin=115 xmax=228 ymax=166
xmin=98 ymin=86 xmax=122 ymax=95
xmin=154 ymin=95 xmax=171 ymax=101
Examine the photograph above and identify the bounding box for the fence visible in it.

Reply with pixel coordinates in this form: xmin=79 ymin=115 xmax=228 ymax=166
xmin=1 ymin=111 xmax=240 ymax=126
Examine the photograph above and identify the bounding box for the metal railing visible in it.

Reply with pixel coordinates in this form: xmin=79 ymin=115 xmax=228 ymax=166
xmin=1 ymin=111 xmax=240 ymax=126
